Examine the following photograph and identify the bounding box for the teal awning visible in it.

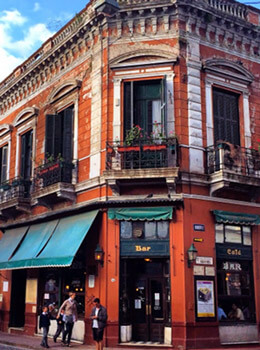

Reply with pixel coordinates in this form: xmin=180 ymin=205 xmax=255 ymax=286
xmin=213 ymin=210 xmax=260 ymax=225
xmin=0 ymin=220 xmax=59 ymax=270
xmin=0 ymin=210 xmax=99 ymax=270
xmin=0 ymin=226 xmax=29 ymax=267
xmin=108 ymin=207 xmax=173 ymax=221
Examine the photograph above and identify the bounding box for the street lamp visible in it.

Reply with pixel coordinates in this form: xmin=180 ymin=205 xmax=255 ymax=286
xmin=94 ymin=244 xmax=104 ymax=267
xmin=187 ymin=243 xmax=198 ymax=268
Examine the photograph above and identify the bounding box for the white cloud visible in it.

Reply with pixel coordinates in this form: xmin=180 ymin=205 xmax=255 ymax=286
xmin=0 ymin=9 xmax=27 ymax=26
xmin=0 ymin=48 xmax=23 ymax=82
xmin=33 ymin=2 xmax=41 ymax=12
xmin=9 ymin=23 xmax=53 ymax=57
xmin=0 ymin=9 xmax=53 ymax=82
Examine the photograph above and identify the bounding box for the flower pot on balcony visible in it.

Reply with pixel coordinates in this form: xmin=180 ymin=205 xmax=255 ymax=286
xmin=143 ymin=144 xmax=167 ymax=151
xmin=118 ymin=146 xmax=140 ymax=152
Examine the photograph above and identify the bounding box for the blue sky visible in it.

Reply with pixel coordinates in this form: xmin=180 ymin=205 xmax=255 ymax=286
xmin=0 ymin=1 xmax=87 ymax=81
xmin=0 ymin=0 xmax=259 ymax=82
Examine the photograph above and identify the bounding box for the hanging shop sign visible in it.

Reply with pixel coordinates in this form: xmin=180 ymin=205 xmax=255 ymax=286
xmin=195 ymin=277 xmax=216 ymax=321
xmin=120 ymin=240 xmax=169 ymax=257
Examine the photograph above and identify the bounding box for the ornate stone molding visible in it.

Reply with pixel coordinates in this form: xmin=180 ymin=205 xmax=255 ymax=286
xmin=48 ymin=79 xmax=82 ymax=104
xmin=13 ymin=107 xmax=39 ymax=127
xmin=203 ymin=58 xmax=254 ymax=84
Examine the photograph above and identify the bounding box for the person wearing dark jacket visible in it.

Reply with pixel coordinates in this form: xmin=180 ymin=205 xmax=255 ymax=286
xmin=90 ymin=298 xmax=107 ymax=350
xmin=53 ymin=310 xmax=65 ymax=343
xmin=39 ymin=305 xmax=51 ymax=348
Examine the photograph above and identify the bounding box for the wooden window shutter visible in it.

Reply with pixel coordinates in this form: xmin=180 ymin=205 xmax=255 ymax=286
xmin=45 ymin=114 xmax=56 ymax=158
xmin=1 ymin=145 xmax=8 ymax=183
xmin=161 ymin=77 xmax=166 ymax=133
xmin=124 ymin=82 xmax=132 ymax=138
xmin=62 ymin=108 xmax=73 ymax=162
xmin=53 ymin=114 xmax=62 ymax=158
xmin=213 ymin=88 xmax=240 ymax=145
xmin=20 ymin=133 xmax=27 ymax=178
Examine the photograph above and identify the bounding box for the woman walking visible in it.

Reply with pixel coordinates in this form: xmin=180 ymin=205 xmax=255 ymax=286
xmin=57 ymin=292 xmax=78 ymax=347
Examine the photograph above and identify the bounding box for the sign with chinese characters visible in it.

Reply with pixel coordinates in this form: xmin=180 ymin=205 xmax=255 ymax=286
xmin=193 ymin=224 xmax=205 ymax=231
xmin=222 ymin=261 xmax=242 ymax=271
xmin=196 ymin=280 xmax=215 ymax=318
xmin=196 ymin=256 xmax=213 ymax=265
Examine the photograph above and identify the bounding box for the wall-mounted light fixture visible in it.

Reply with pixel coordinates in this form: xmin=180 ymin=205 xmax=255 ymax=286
xmin=94 ymin=244 xmax=104 ymax=267
xmin=187 ymin=243 xmax=198 ymax=268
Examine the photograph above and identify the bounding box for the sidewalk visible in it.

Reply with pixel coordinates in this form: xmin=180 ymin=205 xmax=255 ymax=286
xmin=1 ymin=332 xmax=260 ymax=350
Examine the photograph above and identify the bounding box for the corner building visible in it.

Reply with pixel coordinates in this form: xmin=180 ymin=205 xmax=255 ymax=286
xmin=0 ymin=0 xmax=260 ymax=348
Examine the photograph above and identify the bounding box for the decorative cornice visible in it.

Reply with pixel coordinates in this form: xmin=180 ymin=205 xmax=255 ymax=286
xmin=13 ymin=107 xmax=39 ymax=127
xmin=48 ymin=79 xmax=82 ymax=104
xmin=203 ymin=58 xmax=254 ymax=84
xmin=0 ymin=124 xmax=12 ymax=137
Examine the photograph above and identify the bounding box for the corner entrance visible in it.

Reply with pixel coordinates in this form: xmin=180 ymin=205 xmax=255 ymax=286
xmin=120 ymin=258 xmax=171 ymax=343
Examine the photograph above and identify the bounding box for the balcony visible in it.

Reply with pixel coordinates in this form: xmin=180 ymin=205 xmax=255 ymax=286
xmin=0 ymin=178 xmax=31 ymax=218
xmin=206 ymin=142 xmax=260 ymax=197
xmin=104 ymin=138 xmax=179 ymax=196
xmin=31 ymin=160 xmax=75 ymax=207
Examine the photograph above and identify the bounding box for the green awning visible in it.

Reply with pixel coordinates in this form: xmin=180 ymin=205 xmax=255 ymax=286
xmin=0 ymin=210 xmax=99 ymax=270
xmin=213 ymin=210 xmax=260 ymax=225
xmin=34 ymin=210 xmax=98 ymax=267
xmin=0 ymin=220 xmax=59 ymax=270
xmin=0 ymin=226 xmax=29 ymax=267
xmin=108 ymin=207 xmax=173 ymax=221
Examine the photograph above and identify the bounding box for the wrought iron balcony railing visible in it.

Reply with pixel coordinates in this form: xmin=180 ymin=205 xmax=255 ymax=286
xmin=106 ymin=138 xmax=178 ymax=170
xmin=32 ymin=160 xmax=74 ymax=192
xmin=0 ymin=177 xmax=31 ymax=202
xmin=206 ymin=142 xmax=260 ymax=177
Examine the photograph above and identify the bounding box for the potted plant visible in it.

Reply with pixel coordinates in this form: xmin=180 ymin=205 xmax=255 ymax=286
xmin=123 ymin=125 xmax=144 ymax=148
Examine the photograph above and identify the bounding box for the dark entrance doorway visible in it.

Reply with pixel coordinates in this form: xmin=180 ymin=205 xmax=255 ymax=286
xmin=120 ymin=258 xmax=171 ymax=343
xmin=9 ymin=269 xmax=26 ymax=327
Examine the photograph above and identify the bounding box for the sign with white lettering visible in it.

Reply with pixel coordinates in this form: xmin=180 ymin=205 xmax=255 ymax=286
xmin=194 ymin=224 xmax=205 ymax=231
xmin=196 ymin=256 xmax=213 ymax=265
xmin=222 ymin=262 xmax=242 ymax=271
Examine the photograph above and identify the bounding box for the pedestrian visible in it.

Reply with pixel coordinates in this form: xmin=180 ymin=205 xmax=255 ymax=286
xmin=53 ymin=309 xmax=65 ymax=343
xmin=57 ymin=292 xmax=78 ymax=347
xmin=39 ymin=305 xmax=50 ymax=348
xmin=90 ymin=298 xmax=107 ymax=350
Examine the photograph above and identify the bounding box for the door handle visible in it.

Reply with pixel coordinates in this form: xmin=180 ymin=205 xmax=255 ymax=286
xmin=146 ymin=304 xmax=149 ymax=315
xmin=149 ymin=304 xmax=152 ymax=315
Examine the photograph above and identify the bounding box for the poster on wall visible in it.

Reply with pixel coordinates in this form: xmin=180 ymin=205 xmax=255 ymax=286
xmin=195 ymin=278 xmax=215 ymax=320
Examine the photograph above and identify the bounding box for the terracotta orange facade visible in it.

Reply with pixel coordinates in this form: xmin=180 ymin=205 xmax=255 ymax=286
xmin=0 ymin=0 xmax=260 ymax=349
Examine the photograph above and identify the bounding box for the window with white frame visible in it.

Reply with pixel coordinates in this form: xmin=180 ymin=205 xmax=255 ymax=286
xmin=123 ymin=79 xmax=166 ymax=140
